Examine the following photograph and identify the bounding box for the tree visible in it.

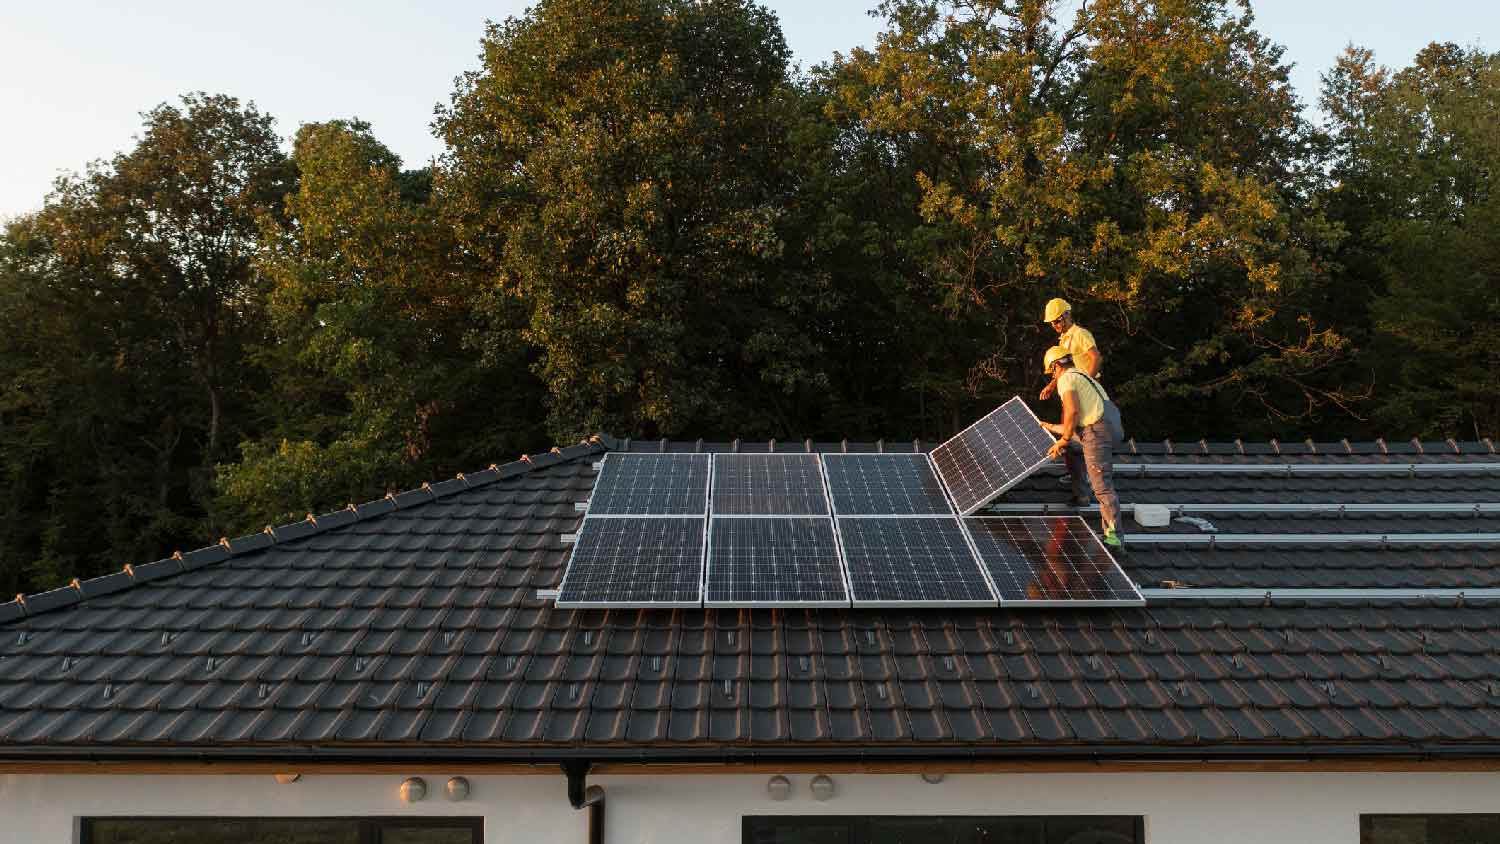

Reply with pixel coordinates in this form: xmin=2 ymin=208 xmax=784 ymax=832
xmin=217 ymin=121 xmax=546 ymax=529
xmin=824 ymin=0 xmax=1354 ymax=437
xmin=1321 ymin=43 xmax=1500 ymax=439
xmin=437 ymin=0 xmax=843 ymax=441
xmin=0 ymin=94 xmax=289 ymax=593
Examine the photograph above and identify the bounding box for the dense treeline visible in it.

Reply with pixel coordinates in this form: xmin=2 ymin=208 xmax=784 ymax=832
xmin=1 ymin=0 xmax=1496 ymax=595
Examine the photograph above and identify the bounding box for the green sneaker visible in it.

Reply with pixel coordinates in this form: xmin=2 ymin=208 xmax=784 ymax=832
xmin=1102 ymin=527 xmax=1123 ymax=548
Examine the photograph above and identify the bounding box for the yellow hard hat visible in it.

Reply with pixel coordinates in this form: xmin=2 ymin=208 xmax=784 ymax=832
xmin=1043 ymin=297 xmax=1071 ymax=323
xmin=1043 ymin=345 xmax=1071 ymax=373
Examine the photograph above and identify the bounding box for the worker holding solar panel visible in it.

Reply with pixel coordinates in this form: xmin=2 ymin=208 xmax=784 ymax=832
xmin=1038 ymin=298 xmax=1101 ymax=400
xmin=1039 ymin=345 xmax=1124 ymax=548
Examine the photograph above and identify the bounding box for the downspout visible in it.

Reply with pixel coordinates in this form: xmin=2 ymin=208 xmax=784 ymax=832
xmin=563 ymin=760 xmax=605 ymax=844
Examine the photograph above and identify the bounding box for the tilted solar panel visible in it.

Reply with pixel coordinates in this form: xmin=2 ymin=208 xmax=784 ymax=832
xmin=837 ymin=517 xmax=998 ymax=606
xmin=705 ymin=516 xmax=849 ymax=607
xmin=822 ymin=454 xmax=955 ymax=515
xmin=555 ymin=517 xmax=706 ymax=608
xmin=964 ymin=516 xmax=1143 ymax=607
xmin=930 ymin=397 xmax=1056 ymax=515
xmin=711 ymin=454 xmax=829 ymax=515
xmin=586 ymin=453 xmax=710 ymax=515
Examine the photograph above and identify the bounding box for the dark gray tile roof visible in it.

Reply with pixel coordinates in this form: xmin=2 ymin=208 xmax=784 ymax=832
xmin=2 ymin=437 xmax=1500 ymax=761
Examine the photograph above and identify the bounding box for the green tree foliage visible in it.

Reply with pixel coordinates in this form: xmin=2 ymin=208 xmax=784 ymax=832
xmin=217 ymin=121 xmax=546 ymax=528
xmin=1322 ymin=43 xmax=1500 ymax=439
xmin=437 ymin=0 xmax=845 ymax=440
xmin=0 ymin=94 xmax=289 ymax=593
xmin=823 ymin=0 xmax=1351 ymax=436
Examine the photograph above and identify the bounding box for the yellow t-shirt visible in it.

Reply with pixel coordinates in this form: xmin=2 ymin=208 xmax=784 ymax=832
xmin=1058 ymin=369 xmax=1106 ymax=427
xmin=1059 ymin=324 xmax=1098 ymax=370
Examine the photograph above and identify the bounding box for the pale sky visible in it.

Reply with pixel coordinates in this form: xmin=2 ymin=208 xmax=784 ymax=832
xmin=2 ymin=1 xmax=1497 ymax=220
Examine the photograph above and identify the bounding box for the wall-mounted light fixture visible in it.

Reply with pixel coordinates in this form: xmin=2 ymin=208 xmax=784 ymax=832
xmin=921 ymin=772 xmax=945 ymax=784
xmin=445 ymin=777 xmax=470 ymax=801
xmin=766 ymin=775 xmax=791 ymax=801
xmin=400 ymin=777 xmax=428 ymax=803
xmin=273 ymin=773 xmax=301 ymax=785
xmin=810 ymin=774 xmax=835 ymax=801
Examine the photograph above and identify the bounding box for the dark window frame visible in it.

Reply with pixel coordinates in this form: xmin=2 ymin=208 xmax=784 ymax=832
xmin=1361 ymin=814 xmax=1500 ymax=843
xmin=81 ymin=815 xmax=483 ymax=844
xmin=743 ymin=814 xmax=1146 ymax=844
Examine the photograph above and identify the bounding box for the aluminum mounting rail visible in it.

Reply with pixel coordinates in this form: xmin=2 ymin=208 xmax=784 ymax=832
xmin=1102 ymin=462 xmax=1500 ymax=476
xmin=1124 ymin=532 xmax=1500 ymax=546
xmin=985 ymin=502 xmax=1500 ymax=515
xmin=1141 ymin=587 xmax=1500 ymax=601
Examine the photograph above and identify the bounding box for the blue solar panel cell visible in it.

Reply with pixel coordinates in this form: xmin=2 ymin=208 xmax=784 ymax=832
xmin=837 ymin=517 xmax=997 ymax=606
xmin=555 ymin=517 xmax=706 ymax=607
xmin=822 ymin=454 xmax=954 ymax=515
xmin=586 ymin=454 xmax=709 ymax=515
xmin=965 ymin=516 xmax=1143 ymax=606
xmin=705 ymin=517 xmax=848 ymax=606
xmin=930 ymin=398 xmax=1056 ymax=515
xmin=711 ymin=454 xmax=829 ymax=515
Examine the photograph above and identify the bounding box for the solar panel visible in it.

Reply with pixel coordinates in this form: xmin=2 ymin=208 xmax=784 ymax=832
xmin=555 ymin=517 xmax=706 ymax=607
xmin=822 ymin=454 xmax=954 ymax=515
xmin=586 ymin=453 xmax=710 ymax=515
xmin=711 ymin=454 xmax=829 ymax=515
xmin=964 ymin=516 xmax=1143 ymax=607
xmin=705 ymin=517 xmax=849 ymax=606
xmin=930 ymin=397 xmax=1056 ymax=515
xmin=837 ymin=517 xmax=997 ymax=606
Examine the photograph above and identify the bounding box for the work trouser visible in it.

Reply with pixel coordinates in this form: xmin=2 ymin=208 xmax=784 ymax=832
xmin=1065 ymin=420 xmax=1121 ymax=530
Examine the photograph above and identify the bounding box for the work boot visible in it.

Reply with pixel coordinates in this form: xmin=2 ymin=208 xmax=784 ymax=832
xmin=1102 ymin=526 xmax=1123 ymax=548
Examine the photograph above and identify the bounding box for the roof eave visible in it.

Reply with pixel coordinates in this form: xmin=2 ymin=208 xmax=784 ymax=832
xmin=3 ymin=741 xmax=1500 ymax=766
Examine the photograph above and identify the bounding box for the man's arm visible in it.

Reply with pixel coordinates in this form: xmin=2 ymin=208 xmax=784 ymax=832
xmin=1046 ymin=387 xmax=1079 ymax=458
xmin=1040 ymin=374 xmax=1059 ymax=400
xmin=1076 ymin=346 xmax=1101 ymax=377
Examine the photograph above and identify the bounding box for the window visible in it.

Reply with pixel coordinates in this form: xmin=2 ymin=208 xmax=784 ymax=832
xmin=744 ymin=815 xmax=1143 ymax=844
xmin=82 ymin=817 xmax=481 ymax=844
xmin=1362 ymin=815 xmax=1500 ymax=844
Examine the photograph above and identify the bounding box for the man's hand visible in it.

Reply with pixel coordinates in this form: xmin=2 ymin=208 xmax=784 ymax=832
xmin=1047 ymin=438 xmax=1067 ymax=459
xmin=1039 ymin=381 xmax=1057 ymax=400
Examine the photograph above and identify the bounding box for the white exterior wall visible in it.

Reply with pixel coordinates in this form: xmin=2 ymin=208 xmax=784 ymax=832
xmin=3 ymin=769 xmax=1498 ymax=844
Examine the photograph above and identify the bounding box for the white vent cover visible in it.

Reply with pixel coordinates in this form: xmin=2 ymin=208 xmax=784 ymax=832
xmin=1134 ymin=504 xmax=1171 ymax=528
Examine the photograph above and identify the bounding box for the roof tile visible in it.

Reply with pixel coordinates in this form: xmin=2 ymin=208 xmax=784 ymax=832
xmin=4 ymin=443 xmax=1500 ymax=758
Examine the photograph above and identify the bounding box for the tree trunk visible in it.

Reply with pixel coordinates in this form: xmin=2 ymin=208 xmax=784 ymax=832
xmin=206 ymin=383 xmax=221 ymax=462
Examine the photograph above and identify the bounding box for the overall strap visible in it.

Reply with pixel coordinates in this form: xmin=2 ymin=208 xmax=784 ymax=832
xmin=1076 ymin=370 xmax=1108 ymax=404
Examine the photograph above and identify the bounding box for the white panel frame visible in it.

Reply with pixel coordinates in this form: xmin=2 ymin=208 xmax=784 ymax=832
xmin=931 ymin=397 xmax=1058 ymax=516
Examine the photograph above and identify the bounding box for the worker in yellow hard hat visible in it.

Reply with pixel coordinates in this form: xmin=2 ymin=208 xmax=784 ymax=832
xmin=1039 ymin=345 xmax=1122 ymax=547
xmin=1038 ymin=298 xmax=1101 ymax=401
